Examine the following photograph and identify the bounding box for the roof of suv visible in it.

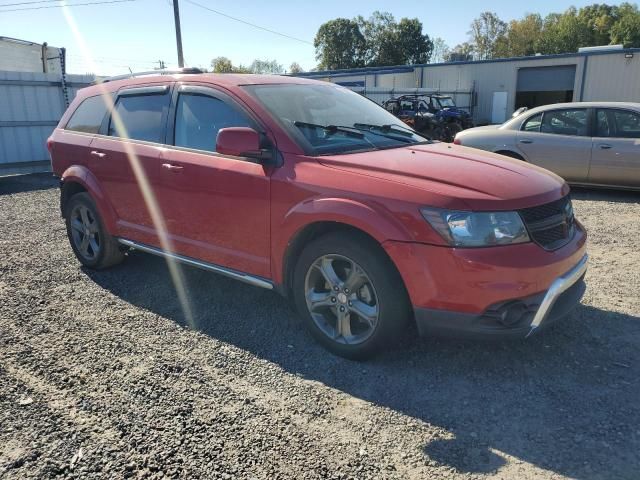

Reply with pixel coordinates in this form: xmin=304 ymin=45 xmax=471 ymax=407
xmin=96 ymin=73 xmax=323 ymax=90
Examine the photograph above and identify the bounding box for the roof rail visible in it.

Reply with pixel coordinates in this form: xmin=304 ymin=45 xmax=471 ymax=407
xmin=98 ymin=67 xmax=204 ymax=83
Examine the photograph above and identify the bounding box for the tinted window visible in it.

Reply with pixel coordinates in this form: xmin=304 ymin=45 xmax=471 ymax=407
xmin=108 ymin=92 xmax=170 ymax=143
xmin=598 ymin=109 xmax=640 ymax=138
xmin=522 ymin=113 xmax=542 ymax=132
xmin=65 ymin=95 xmax=108 ymax=134
xmin=540 ymin=109 xmax=588 ymax=136
xmin=174 ymin=94 xmax=252 ymax=153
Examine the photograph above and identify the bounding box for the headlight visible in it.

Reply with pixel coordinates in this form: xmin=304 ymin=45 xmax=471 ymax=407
xmin=421 ymin=208 xmax=530 ymax=247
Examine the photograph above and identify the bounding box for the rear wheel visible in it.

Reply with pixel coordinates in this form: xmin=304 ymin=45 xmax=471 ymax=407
xmin=65 ymin=193 xmax=123 ymax=269
xmin=293 ymin=231 xmax=411 ymax=359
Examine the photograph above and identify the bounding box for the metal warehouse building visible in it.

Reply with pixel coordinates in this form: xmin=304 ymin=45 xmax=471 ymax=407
xmin=295 ymin=46 xmax=640 ymax=125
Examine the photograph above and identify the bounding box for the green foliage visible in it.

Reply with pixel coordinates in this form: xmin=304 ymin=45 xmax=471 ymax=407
xmin=289 ymin=62 xmax=303 ymax=74
xmin=315 ymin=11 xmax=432 ymax=69
xmin=469 ymin=11 xmax=507 ymax=60
xmin=314 ymin=18 xmax=366 ymax=70
xmin=489 ymin=3 xmax=640 ymax=59
xmin=249 ymin=59 xmax=284 ymax=74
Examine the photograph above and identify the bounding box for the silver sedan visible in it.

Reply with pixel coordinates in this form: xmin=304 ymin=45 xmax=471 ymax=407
xmin=454 ymin=102 xmax=640 ymax=190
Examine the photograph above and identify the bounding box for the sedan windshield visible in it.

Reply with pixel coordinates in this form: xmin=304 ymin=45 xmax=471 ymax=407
xmin=244 ymin=84 xmax=428 ymax=155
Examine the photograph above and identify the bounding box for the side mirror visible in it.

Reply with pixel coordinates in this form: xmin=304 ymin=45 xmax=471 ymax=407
xmin=216 ymin=127 xmax=272 ymax=162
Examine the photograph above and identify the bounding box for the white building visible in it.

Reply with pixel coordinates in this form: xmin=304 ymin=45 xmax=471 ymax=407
xmin=295 ymin=46 xmax=640 ymax=125
xmin=0 ymin=36 xmax=64 ymax=74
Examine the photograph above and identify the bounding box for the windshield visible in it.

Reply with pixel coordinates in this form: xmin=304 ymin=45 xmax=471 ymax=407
xmin=435 ymin=97 xmax=456 ymax=108
xmin=244 ymin=84 xmax=428 ymax=155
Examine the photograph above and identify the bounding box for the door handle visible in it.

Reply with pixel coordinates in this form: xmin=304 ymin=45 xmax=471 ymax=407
xmin=162 ymin=163 xmax=184 ymax=172
xmin=519 ymin=139 xmax=533 ymax=144
xmin=90 ymin=150 xmax=106 ymax=158
xmin=599 ymin=144 xmax=613 ymax=150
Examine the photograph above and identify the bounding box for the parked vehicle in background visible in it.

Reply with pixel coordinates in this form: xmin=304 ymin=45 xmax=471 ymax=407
xmin=454 ymin=102 xmax=640 ymax=190
xmin=383 ymin=94 xmax=473 ymax=142
xmin=49 ymin=72 xmax=587 ymax=359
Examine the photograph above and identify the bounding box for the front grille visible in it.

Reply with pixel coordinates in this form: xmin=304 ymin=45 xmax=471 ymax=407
xmin=519 ymin=195 xmax=574 ymax=250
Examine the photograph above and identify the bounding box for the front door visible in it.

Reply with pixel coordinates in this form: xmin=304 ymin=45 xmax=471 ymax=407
xmin=590 ymin=108 xmax=640 ymax=188
xmin=157 ymin=85 xmax=271 ymax=279
xmin=516 ymin=108 xmax=591 ymax=183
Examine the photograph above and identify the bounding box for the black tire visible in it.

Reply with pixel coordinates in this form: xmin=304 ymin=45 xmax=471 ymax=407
xmin=445 ymin=122 xmax=463 ymax=142
xmin=292 ymin=231 xmax=411 ymax=360
xmin=64 ymin=192 xmax=124 ymax=269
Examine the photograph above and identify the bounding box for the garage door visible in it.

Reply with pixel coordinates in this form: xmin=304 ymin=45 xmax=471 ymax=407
xmin=516 ymin=65 xmax=577 ymax=110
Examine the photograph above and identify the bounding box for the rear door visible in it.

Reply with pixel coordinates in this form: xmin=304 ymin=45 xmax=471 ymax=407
xmin=516 ymin=108 xmax=592 ymax=182
xmin=89 ymin=84 xmax=172 ymax=246
xmin=590 ymin=108 xmax=640 ymax=188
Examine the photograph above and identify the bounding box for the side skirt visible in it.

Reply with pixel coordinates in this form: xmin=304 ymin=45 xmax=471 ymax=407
xmin=118 ymin=238 xmax=274 ymax=290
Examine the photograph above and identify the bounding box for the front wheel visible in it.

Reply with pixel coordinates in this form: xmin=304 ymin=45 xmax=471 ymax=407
xmin=293 ymin=231 xmax=411 ymax=359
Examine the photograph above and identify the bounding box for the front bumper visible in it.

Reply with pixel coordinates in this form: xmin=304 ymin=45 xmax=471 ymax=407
xmin=414 ymin=254 xmax=587 ymax=338
xmin=383 ymin=224 xmax=587 ymax=339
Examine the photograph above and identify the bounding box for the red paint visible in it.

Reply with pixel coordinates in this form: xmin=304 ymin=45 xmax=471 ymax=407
xmin=50 ymin=74 xmax=586 ymax=319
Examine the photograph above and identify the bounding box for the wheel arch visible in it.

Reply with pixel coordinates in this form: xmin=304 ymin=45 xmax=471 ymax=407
xmin=494 ymin=149 xmax=525 ymax=160
xmin=60 ymin=165 xmax=118 ymax=232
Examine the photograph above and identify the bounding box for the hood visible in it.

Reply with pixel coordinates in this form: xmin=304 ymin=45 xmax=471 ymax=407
xmin=317 ymin=142 xmax=568 ymax=211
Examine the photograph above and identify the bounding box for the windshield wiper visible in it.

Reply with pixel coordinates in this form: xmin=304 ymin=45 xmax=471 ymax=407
xmin=294 ymin=121 xmax=365 ymax=138
xmin=353 ymin=122 xmax=417 ymax=138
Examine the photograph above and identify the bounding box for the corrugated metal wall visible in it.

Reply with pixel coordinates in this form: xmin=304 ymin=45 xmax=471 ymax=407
xmin=0 ymin=70 xmax=93 ymax=174
xmin=582 ymin=54 xmax=640 ymax=102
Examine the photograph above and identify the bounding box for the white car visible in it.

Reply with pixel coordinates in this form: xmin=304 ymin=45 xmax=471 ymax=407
xmin=454 ymin=102 xmax=640 ymax=190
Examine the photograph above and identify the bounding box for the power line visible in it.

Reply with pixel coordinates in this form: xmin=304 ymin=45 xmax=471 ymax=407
xmin=184 ymin=0 xmax=313 ymax=46
xmin=0 ymin=0 xmax=135 ymax=12
xmin=0 ymin=0 xmax=68 ymax=7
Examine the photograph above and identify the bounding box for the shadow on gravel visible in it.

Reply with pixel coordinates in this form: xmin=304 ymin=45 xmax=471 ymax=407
xmin=86 ymin=252 xmax=640 ymax=480
xmin=0 ymin=173 xmax=57 ymax=195
xmin=571 ymin=187 xmax=639 ymax=204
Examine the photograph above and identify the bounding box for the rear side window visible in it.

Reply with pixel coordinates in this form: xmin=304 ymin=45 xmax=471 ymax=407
xmin=65 ymin=95 xmax=108 ymax=134
xmin=597 ymin=109 xmax=640 ymax=138
xmin=540 ymin=109 xmax=588 ymax=136
xmin=522 ymin=113 xmax=542 ymax=132
xmin=174 ymin=94 xmax=252 ymax=153
xmin=108 ymin=91 xmax=170 ymax=143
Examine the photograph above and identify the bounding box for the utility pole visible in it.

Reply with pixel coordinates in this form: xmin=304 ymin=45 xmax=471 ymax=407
xmin=172 ymin=0 xmax=185 ymax=68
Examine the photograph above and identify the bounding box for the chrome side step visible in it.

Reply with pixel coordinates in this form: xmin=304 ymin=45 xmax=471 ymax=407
xmin=118 ymin=238 xmax=274 ymax=290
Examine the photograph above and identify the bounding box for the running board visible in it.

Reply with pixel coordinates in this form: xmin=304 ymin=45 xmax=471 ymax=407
xmin=118 ymin=239 xmax=274 ymax=290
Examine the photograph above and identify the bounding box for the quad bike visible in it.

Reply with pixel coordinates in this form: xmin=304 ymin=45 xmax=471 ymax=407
xmin=383 ymin=94 xmax=473 ymax=142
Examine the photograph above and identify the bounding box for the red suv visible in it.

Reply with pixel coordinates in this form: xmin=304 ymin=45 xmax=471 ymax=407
xmin=49 ymin=71 xmax=588 ymax=358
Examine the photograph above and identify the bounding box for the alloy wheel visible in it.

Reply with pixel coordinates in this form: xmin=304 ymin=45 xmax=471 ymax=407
xmin=69 ymin=204 xmax=101 ymax=261
xmin=304 ymin=254 xmax=379 ymax=345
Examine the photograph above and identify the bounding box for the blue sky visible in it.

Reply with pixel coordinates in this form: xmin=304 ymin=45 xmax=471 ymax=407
xmin=0 ymin=0 xmax=631 ymax=75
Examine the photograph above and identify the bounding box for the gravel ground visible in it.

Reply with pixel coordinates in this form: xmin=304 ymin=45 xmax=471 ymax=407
xmin=0 ymin=173 xmax=639 ymax=480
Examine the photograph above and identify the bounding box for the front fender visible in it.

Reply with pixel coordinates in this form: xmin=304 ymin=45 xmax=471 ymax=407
xmin=61 ymin=165 xmax=118 ymax=232
xmin=272 ymin=196 xmax=413 ymax=284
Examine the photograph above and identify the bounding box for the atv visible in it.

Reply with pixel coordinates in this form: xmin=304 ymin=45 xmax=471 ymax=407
xmin=383 ymin=94 xmax=473 ymax=142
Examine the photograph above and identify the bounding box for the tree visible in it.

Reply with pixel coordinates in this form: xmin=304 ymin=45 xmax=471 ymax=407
xmin=445 ymin=42 xmax=474 ymax=62
xmin=249 ymin=59 xmax=284 ymax=74
xmin=211 ymin=56 xmax=233 ymax=73
xmin=494 ymin=14 xmax=543 ymax=58
xmin=610 ymin=3 xmax=640 ymax=47
xmin=395 ymin=17 xmax=433 ymax=64
xmin=578 ymin=3 xmax=620 ymax=46
xmin=537 ymin=8 xmax=592 ymax=54
xmin=315 ymin=12 xmax=431 ymax=69
xmin=469 ymin=11 xmax=507 ymax=60
xmin=430 ymin=37 xmax=450 ymax=63
xmin=289 ymin=62 xmax=303 ymax=74
xmin=314 ymin=18 xmax=366 ymax=70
